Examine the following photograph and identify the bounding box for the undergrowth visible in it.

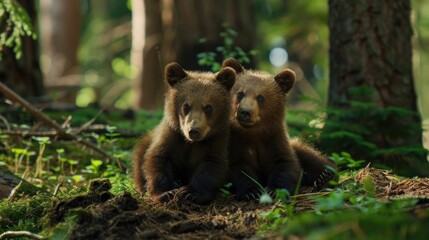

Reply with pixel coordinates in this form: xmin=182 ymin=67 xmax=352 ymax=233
xmin=258 ymin=153 xmax=429 ymax=239
xmin=287 ymin=86 xmax=429 ymax=176
xmin=0 ymin=107 xmax=162 ymax=193
xmin=283 ymin=205 xmax=429 ymax=240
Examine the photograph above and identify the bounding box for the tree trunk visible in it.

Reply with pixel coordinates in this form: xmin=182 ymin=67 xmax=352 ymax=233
xmin=132 ymin=0 xmax=165 ymax=110
xmin=39 ymin=0 xmax=81 ymax=104
xmin=0 ymin=0 xmax=44 ymax=99
xmin=326 ymin=0 xmax=427 ymax=175
xmin=329 ymin=0 xmax=417 ymax=111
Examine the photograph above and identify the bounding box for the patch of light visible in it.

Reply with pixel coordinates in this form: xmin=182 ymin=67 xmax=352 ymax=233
xmin=76 ymin=87 xmax=96 ymax=107
xmin=269 ymin=47 xmax=288 ymax=67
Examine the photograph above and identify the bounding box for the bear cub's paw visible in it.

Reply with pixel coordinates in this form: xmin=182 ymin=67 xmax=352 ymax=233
xmin=236 ymin=187 xmax=262 ymax=201
xmin=153 ymin=175 xmax=182 ymax=194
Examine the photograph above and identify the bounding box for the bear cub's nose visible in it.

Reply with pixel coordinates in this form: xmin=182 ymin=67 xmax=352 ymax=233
xmin=238 ymin=109 xmax=252 ymax=121
xmin=189 ymin=128 xmax=201 ymax=139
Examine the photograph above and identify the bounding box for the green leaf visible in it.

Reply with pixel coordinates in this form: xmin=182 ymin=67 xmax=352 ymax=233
xmin=91 ymin=159 xmax=103 ymax=167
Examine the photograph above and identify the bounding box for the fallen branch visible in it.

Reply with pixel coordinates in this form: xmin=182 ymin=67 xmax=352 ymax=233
xmin=0 ymin=231 xmax=45 ymax=240
xmin=1 ymin=125 xmax=138 ymax=138
xmin=1 ymin=129 xmax=59 ymax=137
xmin=0 ymin=83 xmax=123 ymax=170
xmin=76 ymin=109 xmax=104 ymax=134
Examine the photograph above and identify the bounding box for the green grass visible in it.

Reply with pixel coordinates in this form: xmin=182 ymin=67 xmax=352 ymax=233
xmin=0 ymin=195 xmax=50 ymax=234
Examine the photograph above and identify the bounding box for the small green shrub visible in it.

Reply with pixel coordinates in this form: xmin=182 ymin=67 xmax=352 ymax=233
xmin=287 ymin=86 xmax=428 ymax=176
xmin=329 ymin=152 xmax=365 ymax=170
xmin=321 ymin=86 xmax=427 ymax=176
xmin=197 ymin=26 xmax=256 ymax=72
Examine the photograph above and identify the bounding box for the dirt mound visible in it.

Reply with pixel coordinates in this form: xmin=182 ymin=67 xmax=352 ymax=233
xmin=355 ymin=166 xmax=429 ymax=199
xmin=50 ymin=171 xmax=429 ymax=239
xmin=50 ymin=179 xmax=283 ymax=239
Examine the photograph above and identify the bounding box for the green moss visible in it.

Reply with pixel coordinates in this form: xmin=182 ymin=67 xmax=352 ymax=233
xmin=0 ymin=194 xmax=51 ymax=234
xmin=361 ymin=176 xmax=376 ymax=197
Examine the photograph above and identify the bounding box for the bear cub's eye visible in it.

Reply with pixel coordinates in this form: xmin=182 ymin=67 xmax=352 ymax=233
xmin=256 ymin=95 xmax=265 ymax=103
xmin=183 ymin=103 xmax=191 ymax=115
xmin=237 ymin=92 xmax=245 ymax=101
xmin=203 ymin=105 xmax=213 ymax=115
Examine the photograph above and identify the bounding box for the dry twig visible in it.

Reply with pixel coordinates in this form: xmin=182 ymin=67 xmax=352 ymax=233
xmin=7 ymin=180 xmax=22 ymax=201
xmin=76 ymin=109 xmax=104 ymax=134
xmin=0 ymin=231 xmax=45 ymax=240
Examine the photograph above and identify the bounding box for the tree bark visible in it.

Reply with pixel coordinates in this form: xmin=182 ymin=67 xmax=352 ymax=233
xmin=39 ymin=0 xmax=81 ymax=104
xmin=132 ymin=0 xmax=165 ymax=110
xmin=0 ymin=0 xmax=44 ymax=98
xmin=327 ymin=0 xmax=426 ymax=174
xmin=329 ymin=0 xmax=417 ymax=110
xmin=39 ymin=0 xmax=81 ymax=85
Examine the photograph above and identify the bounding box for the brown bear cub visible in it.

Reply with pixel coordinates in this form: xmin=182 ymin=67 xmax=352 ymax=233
xmin=222 ymin=58 xmax=336 ymax=201
xmin=132 ymin=62 xmax=236 ymax=204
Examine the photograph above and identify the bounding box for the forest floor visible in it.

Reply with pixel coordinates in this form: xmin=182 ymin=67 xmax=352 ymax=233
xmin=45 ymin=167 xmax=429 ymax=239
xmin=2 ymin=107 xmax=429 ymax=239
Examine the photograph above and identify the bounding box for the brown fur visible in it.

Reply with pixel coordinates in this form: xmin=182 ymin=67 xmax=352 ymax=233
xmin=223 ymin=59 xmax=301 ymax=200
xmin=290 ymin=137 xmax=337 ymax=190
xmin=132 ymin=63 xmax=236 ymax=204
xmin=132 ymin=132 xmax=153 ymax=193
xmin=222 ymin=58 xmax=336 ymax=200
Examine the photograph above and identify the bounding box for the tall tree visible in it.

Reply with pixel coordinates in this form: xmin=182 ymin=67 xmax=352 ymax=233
xmin=326 ymin=0 xmax=427 ymax=175
xmin=132 ymin=0 xmax=164 ymax=110
xmin=0 ymin=0 xmax=44 ymax=98
xmin=39 ymin=0 xmax=81 ymax=104
xmin=39 ymin=0 xmax=81 ymax=84
xmin=132 ymin=0 xmax=256 ymax=110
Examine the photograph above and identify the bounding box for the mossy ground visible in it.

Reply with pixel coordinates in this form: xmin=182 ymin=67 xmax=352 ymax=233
xmin=2 ymin=168 xmax=429 ymax=239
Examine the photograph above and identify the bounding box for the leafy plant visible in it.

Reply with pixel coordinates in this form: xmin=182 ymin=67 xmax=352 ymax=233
xmin=197 ymin=26 xmax=256 ymax=72
xmin=33 ymin=137 xmax=51 ymax=178
xmin=258 ymin=172 xmax=303 ymax=233
xmin=321 ymin=86 xmax=427 ymax=173
xmin=282 ymin=202 xmax=429 ymax=240
xmin=329 ymin=152 xmax=365 ymax=170
xmin=0 ymin=0 xmax=36 ymax=60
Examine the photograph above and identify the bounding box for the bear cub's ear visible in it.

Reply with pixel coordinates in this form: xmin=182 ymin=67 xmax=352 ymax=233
xmin=165 ymin=62 xmax=188 ymax=87
xmin=215 ymin=67 xmax=236 ymax=91
xmin=274 ymin=69 xmax=296 ymax=94
xmin=222 ymin=58 xmax=244 ymax=74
